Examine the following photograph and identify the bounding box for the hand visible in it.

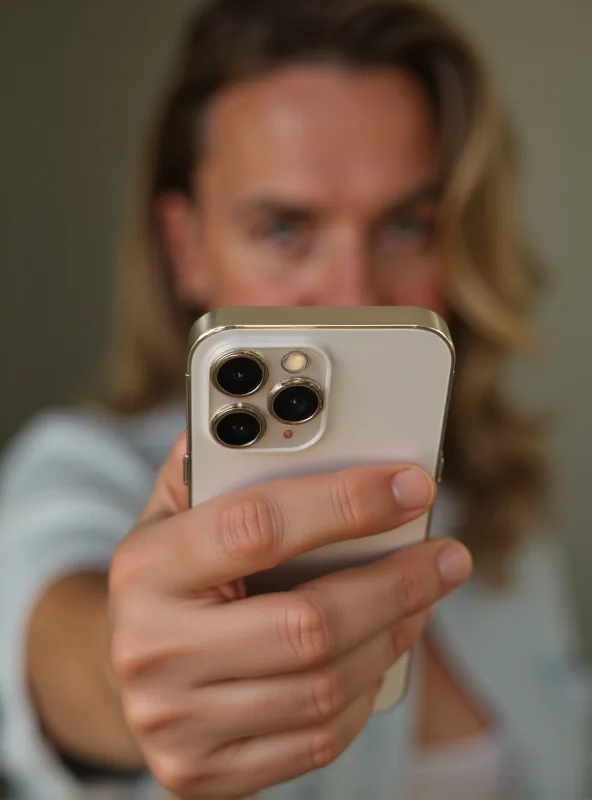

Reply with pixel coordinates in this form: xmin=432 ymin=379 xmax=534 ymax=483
xmin=109 ymin=435 xmax=472 ymax=799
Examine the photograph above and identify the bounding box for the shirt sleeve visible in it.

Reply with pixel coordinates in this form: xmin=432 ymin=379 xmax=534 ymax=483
xmin=0 ymin=410 xmax=157 ymax=799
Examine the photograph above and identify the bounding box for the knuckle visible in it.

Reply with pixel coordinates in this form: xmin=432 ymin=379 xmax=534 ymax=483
xmin=215 ymin=493 xmax=282 ymax=562
xmin=330 ymin=473 xmax=366 ymax=531
xmin=309 ymin=667 xmax=347 ymax=721
xmin=109 ymin=532 xmax=154 ymax=598
xmin=109 ymin=628 xmax=158 ymax=684
xmin=109 ymin=633 xmax=144 ymax=684
xmin=148 ymin=752 xmax=204 ymax=795
xmin=279 ymin=593 xmax=334 ymax=667
xmin=390 ymin=567 xmax=427 ymax=616
xmin=110 ymin=630 xmax=182 ymax=686
xmin=124 ymin=695 xmax=179 ymax=737
xmin=309 ymin=725 xmax=343 ymax=769
xmin=109 ymin=541 xmax=136 ymax=596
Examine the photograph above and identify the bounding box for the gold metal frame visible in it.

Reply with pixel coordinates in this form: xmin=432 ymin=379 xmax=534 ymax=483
xmin=210 ymin=403 xmax=266 ymax=449
xmin=210 ymin=349 xmax=268 ymax=398
xmin=188 ymin=306 xmax=454 ymax=368
xmin=268 ymin=377 xmax=324 ymax=425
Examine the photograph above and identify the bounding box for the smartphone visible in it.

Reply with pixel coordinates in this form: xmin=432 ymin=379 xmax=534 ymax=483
xmin=185 ymin=306 xmax=455 ymax=711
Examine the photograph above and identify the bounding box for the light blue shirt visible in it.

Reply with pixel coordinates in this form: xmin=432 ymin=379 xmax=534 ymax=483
xmin=0 ymin=403 xmax=589 ymax=799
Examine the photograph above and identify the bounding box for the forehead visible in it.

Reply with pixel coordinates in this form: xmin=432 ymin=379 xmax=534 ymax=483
xmin=201 ymin=65 xmax=439 ymax=205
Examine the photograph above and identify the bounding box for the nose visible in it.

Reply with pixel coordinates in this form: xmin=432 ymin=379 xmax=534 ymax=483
xmin=322 ymin=240 xmax=380 ymax=306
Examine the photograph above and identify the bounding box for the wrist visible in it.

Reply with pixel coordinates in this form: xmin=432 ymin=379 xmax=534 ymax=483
xmin=89 ymin=577 xmax=146 ymax=769
xmin=28 ymin=571 xmax=145 ymax=771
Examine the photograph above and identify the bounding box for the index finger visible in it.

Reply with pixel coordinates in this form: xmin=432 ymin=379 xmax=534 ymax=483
xmin=134 ymin=461 xmax=435 ymax=594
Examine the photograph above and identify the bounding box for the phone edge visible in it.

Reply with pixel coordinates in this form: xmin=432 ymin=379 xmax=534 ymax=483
xmin=187 ymin=306 xmax=453 ymax=371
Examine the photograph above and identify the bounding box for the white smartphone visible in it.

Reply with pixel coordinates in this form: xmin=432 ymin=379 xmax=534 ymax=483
xmin=185 ymin=306 xmax=455 ymax=712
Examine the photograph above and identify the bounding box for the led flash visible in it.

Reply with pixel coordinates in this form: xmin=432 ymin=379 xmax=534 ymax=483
xmin=282 ymin=351 xmax=309 ymax=374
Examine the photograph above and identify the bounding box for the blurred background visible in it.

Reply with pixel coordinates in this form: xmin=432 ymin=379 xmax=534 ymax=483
xmin=0 ymin=0 xmax=591 ymax=653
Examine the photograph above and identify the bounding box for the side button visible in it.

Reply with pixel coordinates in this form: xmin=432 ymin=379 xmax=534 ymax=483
xmin=183 ymin=453 xmax=191 ymax=486
xmin=436 ymin=454 xmax=445 ymax=483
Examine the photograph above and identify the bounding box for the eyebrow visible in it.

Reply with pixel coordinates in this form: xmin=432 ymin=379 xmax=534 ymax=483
xmin=233 ymin=180 xmax=441 ymax=221
xmin=385 ymin=181 xmax=441 ymax=212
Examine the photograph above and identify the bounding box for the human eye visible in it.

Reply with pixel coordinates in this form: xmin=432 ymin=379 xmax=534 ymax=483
xmin=380 ymin=214 xmax=435 ymax=249
xmin=255 ymin=213 xmax=313 ymax=258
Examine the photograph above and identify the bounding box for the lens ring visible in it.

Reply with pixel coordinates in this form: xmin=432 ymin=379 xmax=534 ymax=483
xmin=269 ymin=379 xmax=324 ymax=425
xmin=212 ymin=350 xmax=268 ymax=397
xmin=211 ymin=404 xmax=266 ymax=449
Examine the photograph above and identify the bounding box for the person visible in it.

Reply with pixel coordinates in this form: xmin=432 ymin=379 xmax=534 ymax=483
xmin=0 ymin=0 xmax=588 ymax=798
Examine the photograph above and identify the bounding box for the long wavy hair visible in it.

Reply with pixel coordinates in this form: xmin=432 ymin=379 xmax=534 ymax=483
xmin=99 ymin=0 xmax=547 ymax=581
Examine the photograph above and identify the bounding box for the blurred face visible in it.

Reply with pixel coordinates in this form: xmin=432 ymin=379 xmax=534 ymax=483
xmin=160 ymin=65 xmax=446 ymax=315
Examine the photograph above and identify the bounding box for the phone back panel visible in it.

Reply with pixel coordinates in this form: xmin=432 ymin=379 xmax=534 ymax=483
xmin=187 ymin=307 xmax=454 ymax=711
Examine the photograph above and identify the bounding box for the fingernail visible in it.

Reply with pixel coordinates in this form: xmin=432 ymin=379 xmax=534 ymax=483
xmin=437 ymin=543 xmax=472 ymax=585
xmin=392 ymin=468 xmax=434 ymax=511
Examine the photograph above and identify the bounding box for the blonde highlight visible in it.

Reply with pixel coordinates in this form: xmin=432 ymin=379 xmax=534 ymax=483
xmin=97 ymin=0 xmax=547 ymax=580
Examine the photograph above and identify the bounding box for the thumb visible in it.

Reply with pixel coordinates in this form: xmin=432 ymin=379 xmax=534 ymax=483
xmin=138 ymin=432 xmax=189 ymax=525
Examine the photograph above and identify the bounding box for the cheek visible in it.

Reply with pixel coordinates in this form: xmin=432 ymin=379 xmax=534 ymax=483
xmin=384 ymin=258 xmax=447 ymax=318
xmin=212 ymin=269 xmax=286 ymax=305
xmin=203 ymin=246 xmax=310 ymax=307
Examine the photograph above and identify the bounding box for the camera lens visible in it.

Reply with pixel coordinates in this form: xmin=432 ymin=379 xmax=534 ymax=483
xmin=270 ymin=380 xmax=323 ymax=425
xmin=214 ymin=352 xmax=266 ymax=397
xmin=213 ymin=407 xmax=265 ymax=448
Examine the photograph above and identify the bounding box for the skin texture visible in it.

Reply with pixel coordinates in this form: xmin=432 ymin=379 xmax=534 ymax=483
xmin=160 ymin=67 xmax=447 ymax=315
xmin=108 ymin=437 xmax=471 ymax=796
xmin=28 ymin=67 xmax=478 ymax=799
